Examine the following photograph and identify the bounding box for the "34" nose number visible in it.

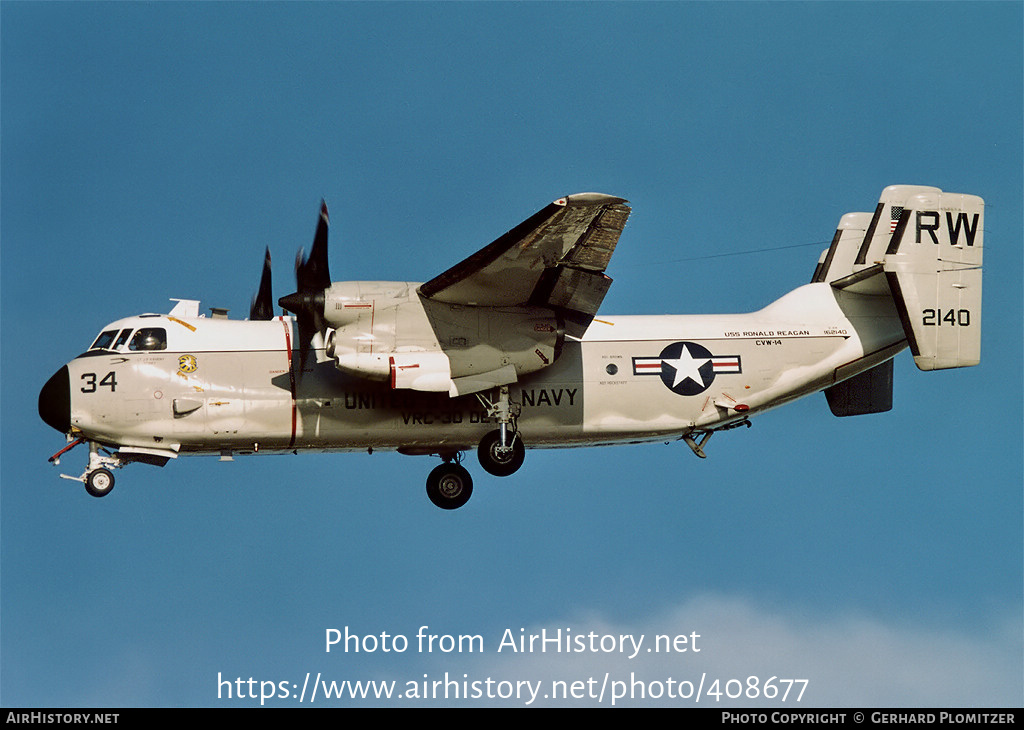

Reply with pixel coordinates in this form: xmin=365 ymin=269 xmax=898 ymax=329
xmin=80 ymin=371 xmax=117 ymax=393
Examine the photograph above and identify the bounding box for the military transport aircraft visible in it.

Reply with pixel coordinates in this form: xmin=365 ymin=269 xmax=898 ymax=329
xmin=38 ymin=186 xmax=983 ymax=509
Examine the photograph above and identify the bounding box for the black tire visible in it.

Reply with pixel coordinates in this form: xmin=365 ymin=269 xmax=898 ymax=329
xmin=477 ymin=429 xmax=525 ymax=477
xmin=426 ymin=464 xmax=473 ymax=510
xmin=85 ymin=468 xmax=115 ymax=498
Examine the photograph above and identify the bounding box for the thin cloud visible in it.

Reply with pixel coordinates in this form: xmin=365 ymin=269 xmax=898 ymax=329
xmin=410 ymin=595 xmax=1022 ymax=707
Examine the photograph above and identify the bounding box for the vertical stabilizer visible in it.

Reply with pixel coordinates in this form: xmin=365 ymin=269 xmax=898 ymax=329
xmin=812 ymin=212 xmax=874 ymax=284
xmin=881 ymin=187 xmax=983 ymax=370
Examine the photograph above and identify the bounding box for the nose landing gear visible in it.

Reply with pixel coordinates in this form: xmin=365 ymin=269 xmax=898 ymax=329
xmin=48 ymin=439 xmax=122 ymax=498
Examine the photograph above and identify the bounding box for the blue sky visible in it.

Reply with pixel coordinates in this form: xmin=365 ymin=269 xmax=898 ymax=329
xmin=2 ymin=1 xmax=1021 ymax=707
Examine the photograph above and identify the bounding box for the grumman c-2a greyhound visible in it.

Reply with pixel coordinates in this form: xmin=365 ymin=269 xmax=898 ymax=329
xmin=38 ymin=185 xmax=983 ymax=509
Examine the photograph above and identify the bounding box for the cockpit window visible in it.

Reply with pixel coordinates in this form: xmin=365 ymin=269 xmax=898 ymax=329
xmin=113 ymin=329 xmax=133 ymax=350
xmin=128 ymin=327 xmax=167 ymax=351
xmin=89 ymin=330 xmax=118 ymax=351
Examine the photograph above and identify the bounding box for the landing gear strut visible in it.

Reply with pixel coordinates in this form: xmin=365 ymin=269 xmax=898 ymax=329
xmin=49 ymin=439 xmax=123 ymax=498
xmin=425 ymin=455 xmax=473 ymax=510
xmin=682 ymin=431 xmax=712 ymax=459
xmin=475 ymin=385 xmax=525 ymax=477
xmin=681 ymin=419 xmax=751 ymax=459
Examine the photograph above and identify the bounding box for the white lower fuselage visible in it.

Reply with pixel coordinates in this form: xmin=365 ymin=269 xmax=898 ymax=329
xmin=66 ymin=283 xmax=905 ymax=457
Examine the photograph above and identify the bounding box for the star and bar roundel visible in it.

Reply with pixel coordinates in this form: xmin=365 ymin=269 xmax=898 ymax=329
xmin=632 ymin=342 xmax=741 ymax=396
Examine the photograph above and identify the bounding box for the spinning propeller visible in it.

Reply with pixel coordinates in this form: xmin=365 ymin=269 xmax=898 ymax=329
xmin=248 ymin=247 xmax=274 ymax=321
xmin=278 ymin=200 xmax=332 ymax=375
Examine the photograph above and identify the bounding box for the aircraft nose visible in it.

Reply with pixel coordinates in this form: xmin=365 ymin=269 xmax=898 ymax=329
xmin=39 ymin=365 xmax=70 ymax=434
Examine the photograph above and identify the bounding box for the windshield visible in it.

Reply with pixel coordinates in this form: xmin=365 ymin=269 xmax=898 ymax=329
xmin=89 ymin=328 xmax=136 ymax=352
xmin=89 ymin=330 xmax=118 ymax=351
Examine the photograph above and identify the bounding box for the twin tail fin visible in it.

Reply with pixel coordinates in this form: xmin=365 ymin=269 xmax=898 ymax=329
xmin=815 ymin=185 xmax=983 ymax=371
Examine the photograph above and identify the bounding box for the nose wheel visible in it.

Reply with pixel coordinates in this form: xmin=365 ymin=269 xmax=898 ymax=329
xmin=85 ymin=468 xmax=115 ymax=498
xmin=49 ymin=439 xmax=122 ymax=498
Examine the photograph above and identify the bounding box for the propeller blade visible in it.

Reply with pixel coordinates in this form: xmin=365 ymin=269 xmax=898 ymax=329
xmin=249 ymin=247 xmax=274 ymax=321
xmin=279 ymin=201 xmax=332 ymax=377
xmin=299 ymin=200 xmax=330 ymax=293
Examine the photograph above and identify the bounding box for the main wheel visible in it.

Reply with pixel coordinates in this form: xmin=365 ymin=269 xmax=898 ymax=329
xmin=85 ymin=468 xmax=115 ymax=498
xmin=477 ymin=429 xmax=525 ymax=477
xmin=426 ymin=464 xmax=473 ymax=510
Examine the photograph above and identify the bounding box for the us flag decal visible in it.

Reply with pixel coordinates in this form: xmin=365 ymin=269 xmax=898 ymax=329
xmin=890 ymin=205 xmax=904 ymax=233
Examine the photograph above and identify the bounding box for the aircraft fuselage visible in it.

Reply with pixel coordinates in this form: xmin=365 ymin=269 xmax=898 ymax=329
xmin=48 ymin=282 xmax=904 ymax=458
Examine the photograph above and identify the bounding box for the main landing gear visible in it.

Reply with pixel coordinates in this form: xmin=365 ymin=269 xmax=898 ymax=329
xmin=48 ymin=438 xmax=122 ymax=498
xmin=477 ymin=429 xmax=525 ymax=477
xmin=474 ymin=385 xmax=524 ymax=477
xmin=425 ymin=456 xmax=473 ymax=510
xmin=425 ymin=386 xmax=526 ymax=510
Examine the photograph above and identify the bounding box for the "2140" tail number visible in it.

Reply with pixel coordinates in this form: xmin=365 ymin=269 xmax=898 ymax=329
xmin=922 ymin=308 xmax=971 ymax=326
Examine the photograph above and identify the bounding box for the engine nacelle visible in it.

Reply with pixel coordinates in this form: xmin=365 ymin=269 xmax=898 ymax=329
xmin=329 ymin=349 xmax=390 ymax=381
xmin=321 ymin=282 xmax=563 ymax=395
xmin=322 ymin=281 xmax=414 ymax=329
xmin=327 ymin=349 xmax=453 ymax=393
xmin=389 ymin=351 xmax=452 ymax=392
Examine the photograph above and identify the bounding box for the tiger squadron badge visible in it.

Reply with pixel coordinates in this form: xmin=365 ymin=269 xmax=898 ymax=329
xmin=177 ymin=354 xmax=198 ymax=375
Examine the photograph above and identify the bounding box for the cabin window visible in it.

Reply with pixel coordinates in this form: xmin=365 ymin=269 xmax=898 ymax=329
xmin=113 ymin=329 xmax=133 ymax=350
xmin=89 ymin=330 xmax=118 ymax=351
xmin=128 ymin=327 xmax=167 ymax=351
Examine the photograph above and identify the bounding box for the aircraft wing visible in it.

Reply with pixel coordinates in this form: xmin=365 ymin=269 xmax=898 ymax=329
xmin=418 ymin=193 xmax=630 ymax=336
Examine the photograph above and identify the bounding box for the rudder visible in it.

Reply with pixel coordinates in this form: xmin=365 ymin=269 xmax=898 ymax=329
xmin=880 ymin=186 xmax=983 ymax=370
